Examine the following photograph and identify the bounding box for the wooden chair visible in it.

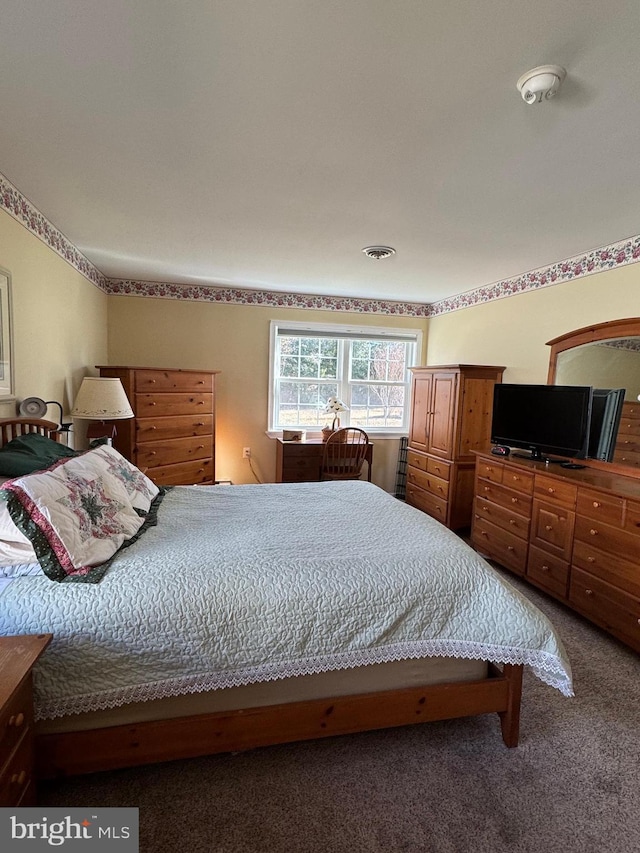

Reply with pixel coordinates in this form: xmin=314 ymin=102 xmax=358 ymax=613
xmin=320 ymin=428 xmax=369 ymax=480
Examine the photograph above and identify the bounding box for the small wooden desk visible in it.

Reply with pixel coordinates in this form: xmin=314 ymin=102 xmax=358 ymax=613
xmin=275 ymin=438 xmax=373 ymax=483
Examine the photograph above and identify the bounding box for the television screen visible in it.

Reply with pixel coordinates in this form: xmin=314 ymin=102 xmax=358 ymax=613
xmin=587 ymin=388 xmax=625 ymax=462
xmin=491 ymin=384 xmax=593 ymax=461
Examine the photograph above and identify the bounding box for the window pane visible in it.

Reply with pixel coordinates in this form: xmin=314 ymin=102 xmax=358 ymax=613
xmin=349 ymin=383 xmax=406 ymax=427
xmin=320 ymin=339 xmax=338 ymax=357
xmin=299 ymin=356 xmax=319 ymax=378
xmin=281 ymin=356 xmax=300 ymax=378
xmin=300 ymin=337 xmax=320 ymax=356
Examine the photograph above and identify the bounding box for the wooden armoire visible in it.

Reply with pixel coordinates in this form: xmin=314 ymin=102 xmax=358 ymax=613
xmin=406 ymin=365 xmax=505 ymax=529
xmin=96 ymin=366 xmax=219 ymax=486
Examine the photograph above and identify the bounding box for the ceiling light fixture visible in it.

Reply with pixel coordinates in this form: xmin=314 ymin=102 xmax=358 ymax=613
xmin=362 ymin=246 xmax=396 ymax=259
xmin=516 ymin=65 xmax=566 ymax=104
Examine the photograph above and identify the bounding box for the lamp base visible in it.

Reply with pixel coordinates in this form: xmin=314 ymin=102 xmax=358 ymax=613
xmin=86 ymin=422 xmax=117 ymax=445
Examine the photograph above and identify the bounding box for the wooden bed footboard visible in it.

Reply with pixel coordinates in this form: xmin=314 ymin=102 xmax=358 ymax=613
xmin=36 ymin=664 xmax=523 ymax=778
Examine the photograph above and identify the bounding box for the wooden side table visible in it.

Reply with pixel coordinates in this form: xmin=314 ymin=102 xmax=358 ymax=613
xmin=275 ymin=438 xmax=373 ymax=483
xmin=0 ymin=634 xmax=51 ymax=806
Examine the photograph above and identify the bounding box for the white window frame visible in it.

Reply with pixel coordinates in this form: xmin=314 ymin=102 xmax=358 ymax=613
xmin=268 ymin=320 xmax=423 ymax=438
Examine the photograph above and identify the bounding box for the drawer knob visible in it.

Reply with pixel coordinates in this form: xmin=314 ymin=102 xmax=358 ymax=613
xmin=197 ymin=422 xmax=205 ymax=427
xmin=592 ymin=501 xmax=601 ymax=508
xmin=545 ymin=524 xmax=553 ymax=531
xmin=590 ymin=529 xmax=599 ymax=536
xmin=150 ymin=402 xmax=156 ymax=406
xmin=198 ymin=380 xmax=205 ymax=384
xmin=481 ymin=530 xmax=488 ymax=537
xmin=585 ymin=588 xmax=593 ymax=596
xmin=11 ymin=770 xmax=27 ymax=786
xmin=587 ymin=556 xmax=595 ymax=563
xmin=547 ymin=487 xmax=556 ymax=494
xmin=150 ymin=426 xmax=157 ymax=430
xmin=9 ymin=712 xmax=25 ymax=727
xmin=507 ymin=545 xmax=514 ymax=551
xmin=197 ymin=445 xmax=204 ymax=450
xmin=482 ymin=505 xmax=489 ymax=511
xmin=509 ymin=519 xmax=516 ymax=525
xmin=512 ymin=476 xmax=520 ymax=481
xmin=149 ymin=379 xmax=156 ymax=384
xmin=511 ymin=497 xmax=518 ymax=504
xmin=198 ymin=401 xmax=204 ymax=405
xmin=484 ymin=486 xmax=491 ymax=492
xmin=541 ymin=565 xmax=550 ymax=572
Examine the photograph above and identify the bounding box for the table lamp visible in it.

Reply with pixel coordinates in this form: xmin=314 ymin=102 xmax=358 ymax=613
xmin=322 ymin=396 xmax=349 ymax=441
xmin=71 ymin=377 xmax=134 ymax=445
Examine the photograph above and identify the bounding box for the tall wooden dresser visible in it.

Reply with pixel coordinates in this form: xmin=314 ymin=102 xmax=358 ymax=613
xmin=97 ymin=366 xmax=219 ymax=486
xmin=406 ymin=365 xmax=505 ymax=529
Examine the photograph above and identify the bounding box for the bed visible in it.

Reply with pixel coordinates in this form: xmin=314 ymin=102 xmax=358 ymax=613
xmin=0 ymin=418 xmax=573 ymax=778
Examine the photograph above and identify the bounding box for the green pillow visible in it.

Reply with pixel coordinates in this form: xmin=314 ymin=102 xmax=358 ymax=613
xmin=0 ymin=433 xmax=78 ymax=477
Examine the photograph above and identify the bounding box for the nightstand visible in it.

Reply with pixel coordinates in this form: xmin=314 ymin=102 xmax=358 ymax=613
xmin=0 ymin=634 xmax=51 ymax=806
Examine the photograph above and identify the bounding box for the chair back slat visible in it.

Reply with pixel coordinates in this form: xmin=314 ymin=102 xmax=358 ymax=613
xmin=321 ymin=428 xmax=369 ymax=480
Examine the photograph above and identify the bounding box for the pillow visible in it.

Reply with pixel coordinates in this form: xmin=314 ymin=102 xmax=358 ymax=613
xmin=0 ymin=449 xmax=146 ymax=583
xmin=0 ymin=432 xmax=78 ymax=477
xmin=88 ymin=444 xmax=159 ymax=513
xmin=0 ymin=502 xmax=37 ymax=566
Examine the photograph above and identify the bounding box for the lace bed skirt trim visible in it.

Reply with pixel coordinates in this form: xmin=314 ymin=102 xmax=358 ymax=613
xmin=35 ymin=638 xmax=573 ymax=720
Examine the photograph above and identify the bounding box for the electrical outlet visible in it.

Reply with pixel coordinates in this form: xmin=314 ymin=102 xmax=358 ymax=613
xmin=242 ymin=447 xmax=251 ymax=458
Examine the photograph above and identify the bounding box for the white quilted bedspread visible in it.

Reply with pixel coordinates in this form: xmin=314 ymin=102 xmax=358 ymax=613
xmin=0 ymin=481 xmax=573 ymax=719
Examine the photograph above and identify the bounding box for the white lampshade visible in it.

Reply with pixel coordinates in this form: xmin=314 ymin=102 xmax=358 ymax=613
xmin=71 ymin=377 xmax=134 ymax=420
xmin=324 ymin=396 xmax=349 ymax=415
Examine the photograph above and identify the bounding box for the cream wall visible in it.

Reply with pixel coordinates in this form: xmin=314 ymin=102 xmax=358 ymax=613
xmin=425 ymin=264 xmax=640 ymax=382
xmin=107 ymin=296 xmax=428 ymax=489
xmin=0 ymin=210 xmax=108 ymax=427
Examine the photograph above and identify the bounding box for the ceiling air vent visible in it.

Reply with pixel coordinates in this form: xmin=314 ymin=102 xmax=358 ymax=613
xmin=362 ymin=245 xmax=396 ymax=259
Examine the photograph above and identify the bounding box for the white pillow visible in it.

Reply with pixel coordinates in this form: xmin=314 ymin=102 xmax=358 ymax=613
xmin=0 ymin=503 xmax=38 ymax=566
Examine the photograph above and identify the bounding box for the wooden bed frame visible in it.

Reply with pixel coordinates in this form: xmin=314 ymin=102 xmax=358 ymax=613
xmin=0 ymin=418 xmax=524 ymax=778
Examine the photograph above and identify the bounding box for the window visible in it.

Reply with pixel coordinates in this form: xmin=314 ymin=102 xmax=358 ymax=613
xmin=269 ymin=321 xmax=422 ymax=434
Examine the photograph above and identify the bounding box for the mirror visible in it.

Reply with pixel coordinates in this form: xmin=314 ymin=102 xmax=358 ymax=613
xmin=547 ymin=318 xmax=640 ymax=472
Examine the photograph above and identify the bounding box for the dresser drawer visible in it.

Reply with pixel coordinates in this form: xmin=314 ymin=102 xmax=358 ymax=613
xmin=135 ymin=393 xmax=213 ymax=418
xmin=534 ymin=474 xmax=577 ymax=508
xmin=407 ymin=467 xmax=449 ymax=500
xmin=574 ymin=516 xmax=638 ymax=563
xmin=406 ymin=484 xmax=447 ymax=525
xmin=526 ymin=545 xmax=569 ymax=599
xmin=501 ymin=466 xmax=534 ymax=495
xmin=576 ymin=488 xmax=624 ymax=527
xmin=530 ymin=499 xmax=575 ymax=561
xmin=427 ymin=457 xmax=450 ymax=481
xmin=572 ymin=540 xmax=640 ymax=599
xmin=569 ymin=568 xmax=640 ymax=649
xmin=146 ymin=457 xmax=214 ymax=486
xmin=136 ymin=414 xmax=213 ymax=443
xmin=0 ymin=679 xmax=33 ymax=766
xmin=475 ymin=480 xmax=532 ymax=517
xmin=407 ymin=450 xmax=428 ymax=472
xmin=473 ymin=496 xmax=530 ymax=540
xmin=281 ymin=458 xmax=322 ymax=481
xmin=0 ymin=729 xmax=33 ymax=808
xmin=136 ymin=436 xmax=212 ymax=468
xmin=135 ymin=370 xmax=213 ymax=394
xmin=475 ymin=460 xmax=503 ymax=484
xmin=472 ymin=516 xmax=528 ymax=575
xmin=613 ymin=447 xmax=640 ymax=466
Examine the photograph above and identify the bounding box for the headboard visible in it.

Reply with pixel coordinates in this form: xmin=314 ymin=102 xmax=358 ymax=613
xmin=0 ymin=418 xmax=61 ymax=448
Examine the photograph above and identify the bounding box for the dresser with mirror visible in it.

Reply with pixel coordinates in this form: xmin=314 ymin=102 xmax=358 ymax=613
xmin=546 ymin=317 xmax=640 ymax=474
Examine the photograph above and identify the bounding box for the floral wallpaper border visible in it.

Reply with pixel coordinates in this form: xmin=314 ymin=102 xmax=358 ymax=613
xmin=2 ymin=169 xmax=640 ymax=318
xmin=0 ymin=172 xmax=108 ymax=291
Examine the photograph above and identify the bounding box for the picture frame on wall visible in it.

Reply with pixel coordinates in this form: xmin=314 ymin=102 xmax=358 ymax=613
xmin=0 ymin=271 xmax=14 ymax=399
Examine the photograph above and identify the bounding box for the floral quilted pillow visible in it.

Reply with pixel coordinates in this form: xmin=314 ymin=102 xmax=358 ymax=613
xmin=0 ymin=451 xmax=145 ymax=583
xmin=87 ymin=444 xmax=159 ymax=513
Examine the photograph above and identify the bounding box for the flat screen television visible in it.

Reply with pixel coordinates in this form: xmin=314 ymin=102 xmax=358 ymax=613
xmin=491 ymin=384 xmax=593 ymax=461
xmin=587 ymin=388 xmax=625 ymax=462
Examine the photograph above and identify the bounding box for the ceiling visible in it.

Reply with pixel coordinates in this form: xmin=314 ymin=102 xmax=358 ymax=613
xmin=1 ymin=1 xmax=639 ymax=305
